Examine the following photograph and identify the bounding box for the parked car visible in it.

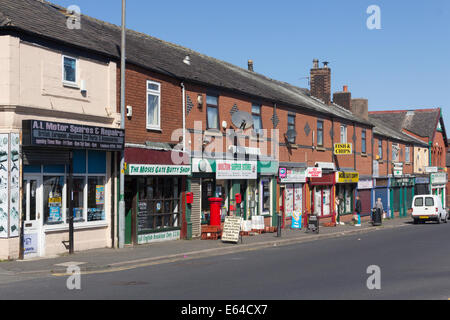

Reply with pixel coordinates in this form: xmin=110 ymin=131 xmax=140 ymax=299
xmin=411 ymin=195 xmax=448 ymax=224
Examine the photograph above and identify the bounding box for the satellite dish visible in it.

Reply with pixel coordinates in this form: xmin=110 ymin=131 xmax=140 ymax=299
xmin=232 ymin=111 xmax=253 ymax=130
xmin=285 ymin=129 xmax=297 ymax=142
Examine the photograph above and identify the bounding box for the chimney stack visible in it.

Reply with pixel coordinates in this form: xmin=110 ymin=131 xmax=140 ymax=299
xmin=310 ymin=59 xmax=331 ymax=105
xmin=333 ymin=85 xmax=352 ymax=111
xmin=351 ymin=98 xmax=369 ymax=120
xmin=248 ymin=60 xmax=254 ymax=72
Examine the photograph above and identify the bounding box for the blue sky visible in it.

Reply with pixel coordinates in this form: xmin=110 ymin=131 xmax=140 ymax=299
xmin=51 ymin=0 xmax=450 ymax=133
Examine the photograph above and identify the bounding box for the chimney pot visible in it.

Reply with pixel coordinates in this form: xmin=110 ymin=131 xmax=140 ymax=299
xmin=343 ymin=85 xmax=348 ymax=92
xmin=313 ymin=59 xmax=319 ymax=69
xmin=248 ymin=60 xmax=254 ymax=72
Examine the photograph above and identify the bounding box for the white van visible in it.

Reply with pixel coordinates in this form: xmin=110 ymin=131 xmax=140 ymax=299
xmin=411 ymin=195 xmax=448 ymax=224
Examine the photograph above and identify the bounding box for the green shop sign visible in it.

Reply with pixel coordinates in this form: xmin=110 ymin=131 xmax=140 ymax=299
xmin=391 ymin=178 xmax=414 ymax=187
xmin=127 ymin=164 xmax=191 ymax=176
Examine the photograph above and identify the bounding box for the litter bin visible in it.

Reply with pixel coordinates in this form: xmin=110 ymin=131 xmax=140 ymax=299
xmin=209 ymin=198 xmax=223 ymax=226
xmin=372 ymin=207 xmax=382 ymax=226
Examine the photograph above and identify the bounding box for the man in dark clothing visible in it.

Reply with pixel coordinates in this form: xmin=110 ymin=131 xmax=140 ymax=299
xmin=355 ymin=196 xmax=362 ymax=226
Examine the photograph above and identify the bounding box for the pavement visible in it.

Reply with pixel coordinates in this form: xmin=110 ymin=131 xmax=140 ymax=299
xmin=0 ymin=217 xmax=413 ymax=283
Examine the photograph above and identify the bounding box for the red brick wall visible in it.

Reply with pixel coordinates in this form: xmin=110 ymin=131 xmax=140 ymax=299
xmin=118 ymin=64 xmax=184 ymax=144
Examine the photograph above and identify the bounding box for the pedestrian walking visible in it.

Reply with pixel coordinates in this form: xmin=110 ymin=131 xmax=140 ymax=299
xmin=335 ymin=197 xmax=345 ymax=225
xmin=355 ymin=195 xmax=362 ymax=227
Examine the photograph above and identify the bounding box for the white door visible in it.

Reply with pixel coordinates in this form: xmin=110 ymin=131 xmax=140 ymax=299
xmin=23 ymin=176 xmax=44 ymax=258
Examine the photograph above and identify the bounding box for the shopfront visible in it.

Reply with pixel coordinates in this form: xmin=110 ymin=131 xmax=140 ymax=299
xmin=390 ymin=177 xmax=415 ymax=218
xmin=430 ymin=172 xmax=447 ymax=207
xmin=190 ymin=158 xmax=277 ymax=238
xmin=309 ymin=172 xmax=334 ymax=219
xmin=279 ymin=166 xmax=306 ymax=228
xmin=373 ymin=178 xmax=389 ymax=217
xmin=125 ymin=147 xmax=191 ymax=245
xmin=357 ymin=178 xmax=373 ymax=216
xmin=414 ymin=176 xmax=430 ymax=196
xmin=20 ymin=120 xmax=124 ymax=258
xmin=335 ymin=171 xmax=359 ymax=217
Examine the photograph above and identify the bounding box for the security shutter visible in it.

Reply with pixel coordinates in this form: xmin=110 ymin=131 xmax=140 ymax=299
xmin=191 ymin=178 xmax=201 ymax=239
xmin=374 ymin=188 xmax=388 ymax=212
xmin=407 ymin=187 xmax=413 ymax=209
xmin=358 ymin=189 xmax=371 ymax=216
xmin=393 ymin=188 xmax=400 ymax=213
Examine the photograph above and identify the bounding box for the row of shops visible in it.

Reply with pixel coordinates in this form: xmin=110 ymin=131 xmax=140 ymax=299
xmin=1 ymin=120 xmax=447 ymax=259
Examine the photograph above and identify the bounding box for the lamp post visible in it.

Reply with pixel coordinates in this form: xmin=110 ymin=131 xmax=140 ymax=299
xmin=118 ymin=0 xmax=126 ymax=248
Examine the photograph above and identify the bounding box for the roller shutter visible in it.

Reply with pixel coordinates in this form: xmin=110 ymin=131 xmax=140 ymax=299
xmin=358 ymin=189 xmax=371 ymax=216
xmin=191 ymin=178 xmax=201 ymax=239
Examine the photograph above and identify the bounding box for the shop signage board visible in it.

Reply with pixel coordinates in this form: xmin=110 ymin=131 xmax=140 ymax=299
xmin=334 ymin=143 xmax=352 ymax=155
xmin=22 ymin=120 xmax=125 ymax=151
xmin=138 ymin=230 xmax=181 ymax=245
xmin=358 ymin=179 xmax=373 ymax=190
xmin=336 ymin=172 xmax=359 ymax=184
xmin=128 ymin=164 xmax=191 ymax=176
xmin=221 ymin=216 xmax=242 ymax=243
xmin=415 ymin=177 xmax=430 ymax=184
xmin=216 ymin=160 xmax=257 ymax=180
xmin=425 ymin=167 xmax=438 ymax=174
xmin=431 ymin=172 xmax=447 ymax=185
xmin=391 ymin=178 xmax=414 ymax=187
xmin=280 ymin=168 xmax=307 ymax=183
xmin=307 ymin=167 xmax=323 ymax=178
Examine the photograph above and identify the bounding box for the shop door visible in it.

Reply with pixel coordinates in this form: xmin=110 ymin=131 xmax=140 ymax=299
xmin=23 ymin=176 xmax=43 ymax=258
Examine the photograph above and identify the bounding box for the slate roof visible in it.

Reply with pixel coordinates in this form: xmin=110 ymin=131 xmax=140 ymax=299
xmin=369 ymin=116 xmax=428 ymax=146
xmin=0 ymin=0 xmax=373 ymax=127
xmin=369 ymin=109 xmax=441 ymax=141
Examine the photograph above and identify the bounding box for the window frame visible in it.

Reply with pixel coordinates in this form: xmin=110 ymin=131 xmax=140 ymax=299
xmin=361 ymin=129 xmax=367 ymax=154
xmin=252 ymin=103 xmax=263 ymax=133
xmin=287 ymin=114 xmax=296 ymax=144
xmin=206 ymin=95 xmax=220 ymax=130
xmin=146 ymin=80 xmax=161 ymax=131
xmin=378 ymin=139 xmax=383 ymax=160
xmin=317 ymin=120 xmax=324 ymax=147
xmin=405 ymin=146 xmax=411 ymax=163
xmin=62 ymin=55 xmax=78 ymax=87
xmin=340 ymin=125 xmax=347 ymax=143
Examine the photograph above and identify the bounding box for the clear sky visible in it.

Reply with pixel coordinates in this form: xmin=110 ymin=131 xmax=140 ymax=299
xmin=51 ymin=0 xmax=450 ymax=134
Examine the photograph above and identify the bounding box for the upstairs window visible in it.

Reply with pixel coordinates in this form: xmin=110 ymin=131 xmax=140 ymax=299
xmin=146 ymin=81 xmax=161 ymax=130
xmin=287 ymin=114 xmax=296 ymax=144
xmin=340 ymin=125 xmax=347 ymax=143
xmin=378 ymin=139 xmax=383 ymax=159
xmin=361 ymin=130 xmax=367 ymax=154
xmin=252 ymin=104 xmax=263 ymax=133
xmin=63 ymin=55 xmax=77 ymax=85
xmin=317 ymin=120 xmax=324 ymax=147
xmin=405 ymin=146 xmax=411 ymax=163
xmin=206 ymin=95 xmax=219 ymax=130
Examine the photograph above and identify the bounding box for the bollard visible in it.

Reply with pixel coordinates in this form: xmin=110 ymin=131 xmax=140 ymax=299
xmin=277 ymin=213 xmax=282 ymax=238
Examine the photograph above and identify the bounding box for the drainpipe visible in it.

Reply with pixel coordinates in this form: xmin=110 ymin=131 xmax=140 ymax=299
xmin=181 ymin=82 xmax=186 ymax=153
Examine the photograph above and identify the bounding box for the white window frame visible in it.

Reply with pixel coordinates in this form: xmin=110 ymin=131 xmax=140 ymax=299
xmin=405 ymin=146 xmax=411 ymax=163
xmin=146 ymin=80 xmax=161 ymax=130
xmin=340 ymin=125 xmax=347 ymax=143
xmin=62 ymin=55 xmax=78 ymax=87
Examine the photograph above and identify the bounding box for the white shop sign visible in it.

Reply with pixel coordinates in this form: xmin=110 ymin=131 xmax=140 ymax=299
xmin=358 ymin=179 xmax=373 ymax=190
xmin=280 ymin=168 xmax=307 ymax=183
xmin=216 ymin=160 xmax=257 ymax=180
xmin=138 ymin=230 xmax=180 ymax=244
xmin=307 ymin=167 xmax=323 ymax=178
xmin=431 ymin=173 xmax=447 ymax=185
xmin=222 ymin=216 xmax=242 ymax=243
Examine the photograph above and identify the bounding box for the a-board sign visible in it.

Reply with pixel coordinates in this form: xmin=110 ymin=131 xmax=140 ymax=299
xmin=221 ymin=216 xmax=242 ymax=243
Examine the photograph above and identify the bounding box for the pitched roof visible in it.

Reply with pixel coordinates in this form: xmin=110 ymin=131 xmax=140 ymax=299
xmin=369 ymin=109 xmax=441 ymax=140
xmin=369 ymin=116 xmax=428 ymax=146
xmin=0 ymin=0 xmax=373 ymax=127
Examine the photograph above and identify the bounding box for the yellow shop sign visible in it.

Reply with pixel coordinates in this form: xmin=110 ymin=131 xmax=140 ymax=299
xmin=336 ymin=171 xmax=359 ymax=183
xmin=334 ymin=143 xmax=352 ymax=155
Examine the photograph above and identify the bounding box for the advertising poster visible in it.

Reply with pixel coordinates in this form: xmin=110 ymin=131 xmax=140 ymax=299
xmin=284 ymin=184 xmax=294 ymax=218
xmin=96 ymin=185 xmax=105 ymax=205
xmin=0 ymin=134 xmax=9 ymax=238
xmin=23 ymin=233 xmax=38 ymax=254
xmin=292 ymin=184 xmax=303 ymax=229
xmin=9 ymin=133 xmax=20 ymax=237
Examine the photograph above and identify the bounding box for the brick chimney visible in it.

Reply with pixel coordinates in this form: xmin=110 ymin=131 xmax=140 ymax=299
xmin=333 ymin=85 xmax=352 ymax=111
xmin=351 ymin=98 xmax=369 ymax=120
xmin=310 ymin=59 xmax=331 ymax=105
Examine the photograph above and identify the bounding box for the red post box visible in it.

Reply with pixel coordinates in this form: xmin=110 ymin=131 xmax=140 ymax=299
xmin=208 ymin=198 xmax=223 ymax=226
xmin=186 ymin=192 xmax=193 ymax=204
xmin=235 ymin=193 xmax=242 ymax=204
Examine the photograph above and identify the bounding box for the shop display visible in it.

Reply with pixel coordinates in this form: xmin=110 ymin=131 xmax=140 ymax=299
xmin=9 ymin=133 xmax=20 ymax=236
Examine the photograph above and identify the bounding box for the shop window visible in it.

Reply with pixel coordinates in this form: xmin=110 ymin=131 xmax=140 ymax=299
xmin=392 ymin=144 xmax=400 ymax=161
xmin=73 ymin=150 xmax=87 ymax=174
xmin=87 ymin=177 xmax=105 ymax=221
xmin=43 ymin=165 xmax=65 ymax=174
xmin=261 ymin=179 xmax=271 ymax=215
xmin=146 ymin=80 xmax=161 ymax=130
xmin=72 ymin=177 xmax=85 ymax=222
xmin=405 ymin=147 xmax=410 ymax=163
xmin=43 ymin=176 xmax=64 ymax=225
xmin=137 ymin=177 xmax=181 ymax=232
